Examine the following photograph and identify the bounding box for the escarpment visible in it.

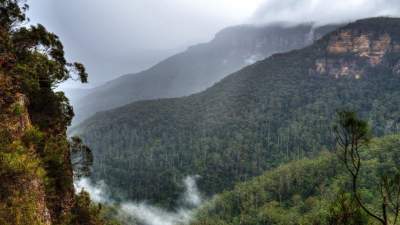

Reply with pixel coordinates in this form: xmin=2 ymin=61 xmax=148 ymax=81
xmin=0 ymin=75 xmax=76 ymax=224
xmin=311 ymin=18 xmax=400 ymax=78
xmin=0 ymin=74 xmax=52 ymax=225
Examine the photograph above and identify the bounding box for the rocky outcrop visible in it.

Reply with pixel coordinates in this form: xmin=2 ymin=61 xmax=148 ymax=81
xmin=326 ymin=32 xmax=392 ymax=65
xmin=312 ymin=28 xmax=400 ymax=78
xmin=0 ymin=74 xmax=52 ymax=225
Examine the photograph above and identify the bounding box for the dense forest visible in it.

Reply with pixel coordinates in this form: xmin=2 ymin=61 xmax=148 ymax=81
xmin=74 ymin=18 xmax=400 ymax=208
xmin=191 ymin=132 xmax=400 ymax=225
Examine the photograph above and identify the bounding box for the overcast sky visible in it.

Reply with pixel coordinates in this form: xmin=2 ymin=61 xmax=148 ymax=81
xmin=27 ymin=0 xmax=400 ymax=88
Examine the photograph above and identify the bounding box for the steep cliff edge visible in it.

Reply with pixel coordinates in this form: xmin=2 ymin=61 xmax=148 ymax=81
xmin=0 ymin=74 xmax=53 ymax=224
xmin=0 ymin=72 xmax=82 ymax=224
xmin=311 ymin=18 xmax=400 ymax=78
xmin=0 ymin=1 xmax=114 ymax=224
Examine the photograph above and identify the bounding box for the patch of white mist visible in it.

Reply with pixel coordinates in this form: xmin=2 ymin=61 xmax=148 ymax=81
xmin=74 ymin=178 xmax=111 ymax=204
xmin=183 ymin=175 xmax=202 ymax=206
xmin=74 ymin=175 xmax=204 ymax=225
xmin=244 ymin=54 xmax=262 ymax=65
xmin=119 ymin=203 xmax=194 ymax=225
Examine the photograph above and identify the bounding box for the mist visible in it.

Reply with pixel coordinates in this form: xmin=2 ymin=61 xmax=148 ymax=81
xmin=27 ymin=0 xmax=262 ymax=87
xmin=252 ymin=0 xmax=400 ymax=26
xmin=74 ymin=176 xmax=204 ymax=225
xmin=26 ymin=0 xmax=400 ymax=88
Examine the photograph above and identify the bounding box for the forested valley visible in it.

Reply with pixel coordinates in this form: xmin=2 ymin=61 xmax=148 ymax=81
xmin=74 ymin=18 xmax=400 ymax=210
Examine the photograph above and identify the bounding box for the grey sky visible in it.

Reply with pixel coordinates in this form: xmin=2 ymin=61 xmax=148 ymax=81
xmin=27 ymin=0 xmax=400 ymax=88
xmin=252 ymin=0 xmax=400 ymax=25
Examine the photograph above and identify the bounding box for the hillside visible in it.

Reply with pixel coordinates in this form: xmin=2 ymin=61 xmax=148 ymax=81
xmin=74 ymin=17 xmax=400 ymax=207
xmin=71 ymin=23 xmax=338 ymax=124
xmin=191 ymin=134 xmax=400 ymax=225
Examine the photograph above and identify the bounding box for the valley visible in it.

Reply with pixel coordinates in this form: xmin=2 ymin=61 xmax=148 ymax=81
xmin=74 ymin=17 xmax=400 ymax=213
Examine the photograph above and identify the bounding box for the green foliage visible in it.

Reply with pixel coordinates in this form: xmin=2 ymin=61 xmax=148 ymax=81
xmin=21 ymin=126 xmax=44 ymax=146
xmin=0 ymin=141 xmax=45 ymax=179
xmin=327 ymin=193 xmax=368 ymax=225
xmin=0 ymin=1 xmax=114 ymax=224
xmin=0 ymin=0 xmax=87 ymax=130
xmin=334 ymin=112 xmax=400 ymax=225
xmin=0 ymin=139 xmax=46 ymax=225
xmin=11 ymin=102 xmax=23 ymax=116
xmin=191 ymin=135 xmax=400 ymax=225
xmin=70 ymin=191 xmax=120 ymax=225
xmin=334 ymin=110 xmax=371 ymax=145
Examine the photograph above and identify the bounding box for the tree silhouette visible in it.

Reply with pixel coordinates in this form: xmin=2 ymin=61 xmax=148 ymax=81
xmin=334 ymin=111 xmax=400 ymax=225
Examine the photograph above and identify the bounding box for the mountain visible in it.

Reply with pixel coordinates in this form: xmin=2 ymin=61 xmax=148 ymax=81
xmin=71 ymin=23 xmax=339 ymax=124
xmin=74 ymin=17 xmax=400 ymax=207
xmin=191 ymin=134 xmax=400 ymax=225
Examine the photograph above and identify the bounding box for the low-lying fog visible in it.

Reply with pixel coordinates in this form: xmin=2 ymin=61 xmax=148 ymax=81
xmin=74 ymin=176 xmax=204 ymax=225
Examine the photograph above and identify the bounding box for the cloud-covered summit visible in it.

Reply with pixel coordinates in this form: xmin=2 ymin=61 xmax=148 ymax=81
xmin=252 ymin=0 xmax=400 ymax=26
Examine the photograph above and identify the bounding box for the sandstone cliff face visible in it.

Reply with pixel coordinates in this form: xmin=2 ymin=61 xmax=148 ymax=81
xmin=0 ymin=74 xmax=52 ymax=225
xmin=0 ymin=73 xmax=78 ymax=225
xmin=312 ymin=29 xmax=400 ymax=78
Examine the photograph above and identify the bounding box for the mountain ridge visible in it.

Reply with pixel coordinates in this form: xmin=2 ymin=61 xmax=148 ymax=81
xmin=71 ymin=23 xmax=339 ymax=125
xmin=75 ymin=17 xmax=400 ymax=207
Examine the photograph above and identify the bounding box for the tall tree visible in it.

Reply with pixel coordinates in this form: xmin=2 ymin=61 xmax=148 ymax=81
xmin=334 ymin=111 xmax=400 ymax=225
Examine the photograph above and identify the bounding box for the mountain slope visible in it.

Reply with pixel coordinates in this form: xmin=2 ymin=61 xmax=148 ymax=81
xmin=74 ymin=17 xmax=400 ymax=207
xmin=191 ymin=134 xmax=400 ymax=225
xmin=72 ymin=24 xmax=338 ymax=124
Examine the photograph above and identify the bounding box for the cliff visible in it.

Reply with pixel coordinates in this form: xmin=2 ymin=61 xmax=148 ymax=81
xmin=0 ymin=1 xmax=112 ymax=224
xmin=0 ymin=74 xmax=53 ymax=224
xmin=0 ymin=61 xmax=111 ymax=225
xmin=312 ymin=17 xmax=400 ymax=78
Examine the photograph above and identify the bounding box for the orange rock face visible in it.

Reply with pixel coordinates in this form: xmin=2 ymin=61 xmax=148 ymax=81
xmin=313 ymin=30 xmax=398 ymax=78
xmin=327 ymin=31 xmax=353 ymax=54
xmin=369 ymin=34 xmax=391 ymax=65
xmin=328 ymin=31 xmax=392 ymax=65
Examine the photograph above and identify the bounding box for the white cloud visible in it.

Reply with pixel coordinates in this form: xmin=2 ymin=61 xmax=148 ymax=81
xmin=252 ymin=0 xmax=400 ymax=25
xmin=74 ymin=175 xmax=204 ymax=225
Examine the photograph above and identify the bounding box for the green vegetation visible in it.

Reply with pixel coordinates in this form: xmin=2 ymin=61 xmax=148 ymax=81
xmin=334 ymin=111 xmax=400 ymax=225
xmin=71 ymin=191 xmax=121 ymax=225
xmin=75 ymin=18 xmax=400 ymax=207
xmin=0 ymin=1 xmax=118 ymax=224
xmin=0 ymin=130 xmax=46 ymax=225
xmin=190 ymin=133 xmax=400 ymax=225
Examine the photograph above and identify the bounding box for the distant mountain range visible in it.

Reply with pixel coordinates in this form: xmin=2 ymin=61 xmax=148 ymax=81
xmin=73 ymin=17 xmax=400 ymax=207
xmin=71 ymin=23 xmax=339 ymax=125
